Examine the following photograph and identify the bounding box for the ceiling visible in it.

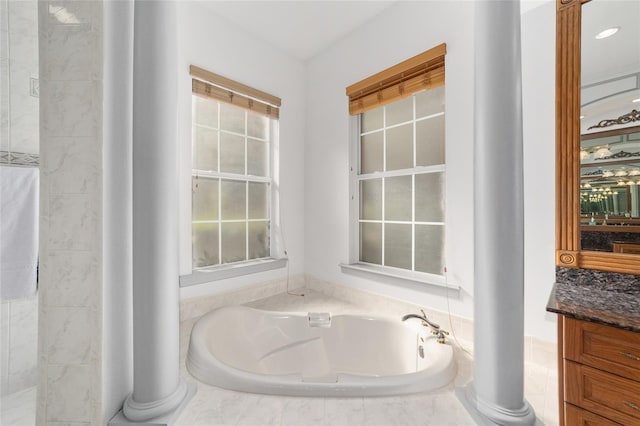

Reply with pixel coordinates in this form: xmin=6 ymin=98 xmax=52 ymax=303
xmin=581 ymin=0 xmax=640 ymax=85
xmin=581 ymin=0 xmax=640 ymax=132
xmin=198 ymin=1 xmax=397 ymax=61
xmin=199 ymin=0 xmax=557 ymax=62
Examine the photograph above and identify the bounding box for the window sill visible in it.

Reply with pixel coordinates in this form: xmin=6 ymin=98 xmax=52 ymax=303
xmin=339 ymin=263 xmax=460 ymax=293
xmin=180 ymin=257 xmax=288 ymax=287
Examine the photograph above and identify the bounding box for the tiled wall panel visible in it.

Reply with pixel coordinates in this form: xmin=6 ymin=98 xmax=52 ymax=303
xmin=37 ymin=0 xmax=103 ymax=424
xmin=0 ymin=0 xmax=39 ymax=398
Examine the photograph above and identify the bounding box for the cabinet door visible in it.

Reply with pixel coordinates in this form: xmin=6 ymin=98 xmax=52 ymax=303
xmin=564 ymin=317 xmax=640 ymax=382
xmin=565 ymin=361 xmax=640 ymax=425
xmin=565 ymin=404 xmax=621 ymax=426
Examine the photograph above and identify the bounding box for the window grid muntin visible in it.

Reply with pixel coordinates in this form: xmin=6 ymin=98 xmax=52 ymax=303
xmin=357 ymin=91 xmax=445 ymax=275
xmin=192 ymin=96 xmax=272 ymax=269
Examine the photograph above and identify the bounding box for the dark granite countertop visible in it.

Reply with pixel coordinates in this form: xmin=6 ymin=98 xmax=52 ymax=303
xmin=547 ymin=267 xmax=640 ymax=333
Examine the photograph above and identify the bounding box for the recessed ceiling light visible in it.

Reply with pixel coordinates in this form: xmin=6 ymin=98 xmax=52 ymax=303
xmin=580 ymin=115 xmax=585 ymax=119
xmin=595 ymin=27 xmax=620 ymax=39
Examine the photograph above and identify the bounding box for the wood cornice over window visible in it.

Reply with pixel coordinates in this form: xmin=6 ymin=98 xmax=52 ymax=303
xmin=190 ymin=65 xmax=281 ymax=119
xmin=346 ymin=43 xmax=446 ymax=115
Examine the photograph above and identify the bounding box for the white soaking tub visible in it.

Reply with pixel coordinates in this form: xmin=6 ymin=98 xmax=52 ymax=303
xmin=186 ymin=305 xmax=456 ymax=397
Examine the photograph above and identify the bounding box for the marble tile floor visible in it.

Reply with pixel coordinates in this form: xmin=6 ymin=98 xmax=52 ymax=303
xmin=176 ymin=289 xmax=560 ymax=426
xmin=0 ymin=288 xmax=559 ymax=426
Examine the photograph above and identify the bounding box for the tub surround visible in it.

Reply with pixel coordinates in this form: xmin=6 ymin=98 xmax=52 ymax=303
xmin=181 ymin=274 xmax=557 ymax=371
xmin=546 ymin=267 xmax=640 ymax=332
xmin=180 ymin=274 xmax=305 ymax=322
xmin=175 ymin=288 xmax=561 ymax=426
xmin=187 ymin=306 xmax=456 ymax=397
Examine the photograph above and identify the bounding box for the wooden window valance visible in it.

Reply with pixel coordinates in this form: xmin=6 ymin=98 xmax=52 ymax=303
xmin=346 ymin=43 xmax=446 ymax=115
xmin=190 ymin=65 xmax=281 ymax=119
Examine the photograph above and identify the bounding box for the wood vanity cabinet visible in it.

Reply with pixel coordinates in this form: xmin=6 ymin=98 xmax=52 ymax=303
xmin=554 ymin=0 xmax=640 ymax=423
xmin=559 ymin=316 xmax=640 ymax=425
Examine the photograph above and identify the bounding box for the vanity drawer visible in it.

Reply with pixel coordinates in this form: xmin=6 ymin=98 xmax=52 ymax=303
xmin=565 ymin=403 xmax=621 ymax=426
xmin=564 ymin=317 xmax=640 ymax=381
xmin=565 ymin=361 xmax=640 ymax=425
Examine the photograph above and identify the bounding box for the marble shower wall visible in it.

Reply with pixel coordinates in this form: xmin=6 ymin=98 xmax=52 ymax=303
xmin=37 ymin=1 xmax=103 ymax=424
xmin=0 ymin=296 xmax=38 ymax=396
xmin=0 ymin=0 xmax=40 ymax=398
xmin=1 ymin=0 xmax=39 ymax=155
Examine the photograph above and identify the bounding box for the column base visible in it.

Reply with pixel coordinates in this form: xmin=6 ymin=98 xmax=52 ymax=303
xmin=456 ymin=382 xmax=537 ymax=426
xmin=109 ymin=379 xmax=196 ymax=425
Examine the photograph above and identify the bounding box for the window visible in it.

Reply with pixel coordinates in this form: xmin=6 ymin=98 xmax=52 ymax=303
xmin=190 ymin=66 xmax=280 ymax=270
xmin=346 ymin=44 xmax=446 ymax=279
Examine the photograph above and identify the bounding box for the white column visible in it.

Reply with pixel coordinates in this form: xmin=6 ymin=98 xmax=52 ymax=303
xmin=631 ymin=185 xmax=639 ymax=218
xmin=459 ymin=1 xmax=536 ymax=424
xmin=121 ymin=0 xmax=191 ymax=422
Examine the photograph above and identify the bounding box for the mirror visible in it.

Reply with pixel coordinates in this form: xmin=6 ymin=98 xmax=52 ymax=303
xmin=556 ymin=0 xmax=640 ymax=273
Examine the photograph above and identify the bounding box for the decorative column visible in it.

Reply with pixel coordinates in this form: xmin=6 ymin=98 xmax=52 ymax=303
xmin=458 ymin=1 xmax=536 ymax=424
xmin=119 ymin=0 xmax=194 ymax=423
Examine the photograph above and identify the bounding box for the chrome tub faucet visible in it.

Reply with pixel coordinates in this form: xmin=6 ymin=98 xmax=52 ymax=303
xmin=402 ymin=309 xmax=450 ymax=344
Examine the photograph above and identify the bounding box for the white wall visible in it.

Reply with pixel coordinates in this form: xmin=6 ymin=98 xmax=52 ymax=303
xmin=304 ymin=1 xmax=557 ymax=342
xmin=304 ymin=1 xmax=476 ymax=320
xmin=176 ymin=2 xmax=306 ymax=299
xmin=173 ymin=0 xmax=557 ymax=340
xmin=521 ymin=1 xmax=557 ymax=342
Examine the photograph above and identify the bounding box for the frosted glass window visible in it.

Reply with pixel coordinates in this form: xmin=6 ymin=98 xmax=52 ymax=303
xmin=191 ymin=91 xmax=274 ymax=270
xmin=248 ymin=113 xmax=269 ymax=139
xmin=193 ymin=126 xmax=217 ymax=172
xmin=385 ymin=96 xmax=413 ymax=126
xmin=221 ymin=223 xmax=246 ymax=263
xmin=384 ymin=224 xmax=411 ymax=270
xmin=220 ymin=103 xmax=245 ymax=134
xmin=415 ymin=225 xmax=444 ymax=275
xmin=221 ymin=180 xmax=246 ymax=220
xmin=360 ymin=222 xmax=382 ymax=265
xmin=248 ymin=182 xmax=268 ymax=219
xmin=361 ymin=131 xmax=383 ymax=174
xmin=386 ymin=123 xmax=413 ymax=171
xmin=416 ymin=86 xmax=444 ymax=118
xmin=385 ymin=175 xmax=412 ymax=221
xmin=194 ymin=96 xmax=218 ymax=128
xmin=247 ymin=138 xmax=268 ymax=176
xmin=416 ymin=116 xmax=444 ymax=167
xmin=356 ymin=84 xmax=445 ymax=276
xmin=220 ymin=132 xmax=245 ymax=174
xmin=248 ymin=221 xmax=269 ymax=259
xmin=360 ymin=179 xmax=382 ymax=220
xmin=415 ymin=172 xmax=444 ymax=223
xmin=193 ymin=223 xmax=218 ymax=267
xmin=361 ymin=107 xmax=383 ymax=133
xmin=192 ymin=177 xmax=218 ymax=221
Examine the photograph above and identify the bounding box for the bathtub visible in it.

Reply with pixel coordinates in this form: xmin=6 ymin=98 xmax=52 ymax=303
xmin=186 ymin=306 xmax=456 ymax=397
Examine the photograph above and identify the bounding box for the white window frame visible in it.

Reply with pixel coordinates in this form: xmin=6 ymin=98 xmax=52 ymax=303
xmin=343 ymin=94 xmax=454 ymax=290
xmin=180 ymin=97 xmax=286 ymax=287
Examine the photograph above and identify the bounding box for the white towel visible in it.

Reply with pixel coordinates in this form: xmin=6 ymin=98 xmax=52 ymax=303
xmin=0 ymin=166 xmax=39 ymax=300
